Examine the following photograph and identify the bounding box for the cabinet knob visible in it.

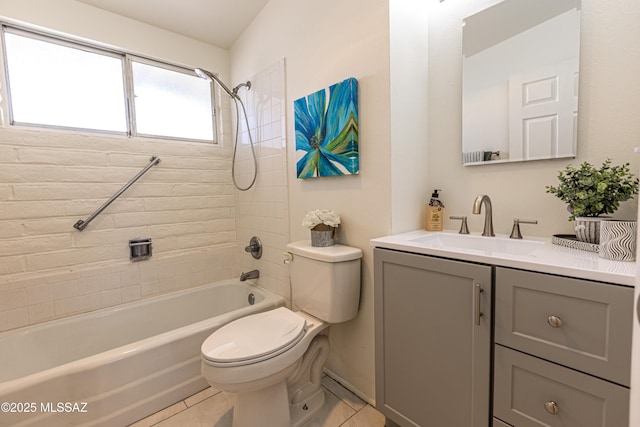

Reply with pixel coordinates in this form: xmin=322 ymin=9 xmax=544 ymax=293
xmin=547 ymin=315 xmax=563 ymax=328
xmin=544 ymin=400 xmax=559 ymax=415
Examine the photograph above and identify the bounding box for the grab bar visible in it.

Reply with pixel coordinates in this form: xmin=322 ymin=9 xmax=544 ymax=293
xmin=73 ymin=155 xmax=161 ymax=231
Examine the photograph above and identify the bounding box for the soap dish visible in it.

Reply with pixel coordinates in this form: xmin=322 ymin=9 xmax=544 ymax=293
xmin=552 ymin=234 xmax=599 ymax=253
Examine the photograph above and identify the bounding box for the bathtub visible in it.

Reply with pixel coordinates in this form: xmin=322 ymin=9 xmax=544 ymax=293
xmin=0 ymin=279 xmax=285 ymax=427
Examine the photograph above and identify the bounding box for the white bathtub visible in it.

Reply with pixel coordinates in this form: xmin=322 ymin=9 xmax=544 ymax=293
xmin=0 ymin=279 xmax=285 ymax=426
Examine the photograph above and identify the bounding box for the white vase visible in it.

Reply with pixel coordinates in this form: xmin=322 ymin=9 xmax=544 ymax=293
xmin=599 ymin=220 xmax=637 ymax=261
xmin=574 ymin=217 xmax=608 ymax=244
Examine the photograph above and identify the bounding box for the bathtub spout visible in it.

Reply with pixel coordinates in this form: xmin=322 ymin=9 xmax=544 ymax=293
xmin=240 ymin=270 xmax=260 ymax=281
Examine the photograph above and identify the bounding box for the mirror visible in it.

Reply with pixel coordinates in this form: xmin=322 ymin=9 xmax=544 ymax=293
xmin=462 ymin=0 xmax=581 ymax=165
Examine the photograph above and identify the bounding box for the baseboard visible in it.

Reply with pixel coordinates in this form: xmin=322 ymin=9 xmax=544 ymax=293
xmin=322 ymin=368 xmax=376 ymax=407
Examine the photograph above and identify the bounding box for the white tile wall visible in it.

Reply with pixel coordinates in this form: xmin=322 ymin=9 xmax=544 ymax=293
xmin=0 ymin=126 xmax=240 ymax=331
xmin=0 ymin=61 xmax=292 ymax=332
xmin=234 ymin=60 xmax=291 ymax=305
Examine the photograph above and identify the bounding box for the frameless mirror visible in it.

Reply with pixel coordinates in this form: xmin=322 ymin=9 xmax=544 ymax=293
xmin=462 ymin=0 xmax=581 ymax=165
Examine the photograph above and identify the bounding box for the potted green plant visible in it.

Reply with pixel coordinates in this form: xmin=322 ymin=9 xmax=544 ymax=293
xmin=546 ymin=159 xmax=639 ymax=243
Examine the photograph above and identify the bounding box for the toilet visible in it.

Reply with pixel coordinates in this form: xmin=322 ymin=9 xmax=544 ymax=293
xmin=201 ymin=240 xmax=362 ymax=427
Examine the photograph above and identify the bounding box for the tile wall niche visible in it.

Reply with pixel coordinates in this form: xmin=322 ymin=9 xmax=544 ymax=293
xmin=0 ymin=127 xmax=239 ymax=332
xmin=233 ymin=59 xmax=291 ymax=305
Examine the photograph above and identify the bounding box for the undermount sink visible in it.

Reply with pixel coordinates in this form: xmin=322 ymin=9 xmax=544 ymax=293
xmin=410 ymin=233 xmax=544 ymax=256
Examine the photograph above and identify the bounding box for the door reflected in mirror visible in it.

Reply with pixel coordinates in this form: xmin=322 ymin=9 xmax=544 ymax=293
xmin=462 ymin=0 xmax=581 ymax=165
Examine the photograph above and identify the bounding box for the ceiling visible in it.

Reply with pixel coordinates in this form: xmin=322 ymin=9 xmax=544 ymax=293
xmin=77 ymin=0 xmax=270 ymax=49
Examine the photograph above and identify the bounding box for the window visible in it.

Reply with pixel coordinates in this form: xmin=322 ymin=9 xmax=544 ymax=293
xmin=131 ymin=60 xmax=214 ymax=141
xmin=4 ymin=31 xmax=127 ymax=132
xmin=1 ymin=26 xmax=216 ymax=142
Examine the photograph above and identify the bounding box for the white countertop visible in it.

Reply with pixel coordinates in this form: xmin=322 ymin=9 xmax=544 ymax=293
xmin=370 ymin=229 xmax=636 ymax=286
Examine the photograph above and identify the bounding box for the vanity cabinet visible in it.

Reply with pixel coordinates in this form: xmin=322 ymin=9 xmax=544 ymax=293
xmin=493 ymin=267 xmax=633 ymax=427
xmin=374 ymin=248 xmax=492 ymax=427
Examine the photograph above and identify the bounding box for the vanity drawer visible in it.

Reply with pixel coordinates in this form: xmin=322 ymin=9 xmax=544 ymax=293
xmin=494 ymin=345 xmax=629 ymax=427
xmin=495 ymin=267 xmax=633 ymax=385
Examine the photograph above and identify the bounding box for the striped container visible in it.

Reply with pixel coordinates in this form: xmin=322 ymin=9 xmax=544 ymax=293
xmin=599 ymin=220 xmax=637 ymax=261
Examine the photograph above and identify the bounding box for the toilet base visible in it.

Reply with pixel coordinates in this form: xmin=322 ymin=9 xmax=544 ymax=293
xmin=232 ymin=380 xmax=290 ymax=427
xmin=291 ymin=387 xmax=325 ymax=427
xmin=225 ymin=335 xmax=331 ymax=427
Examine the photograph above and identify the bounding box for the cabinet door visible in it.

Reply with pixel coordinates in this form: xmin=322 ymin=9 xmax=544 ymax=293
xmin=374 ymin=248 xmax=492 ymax=427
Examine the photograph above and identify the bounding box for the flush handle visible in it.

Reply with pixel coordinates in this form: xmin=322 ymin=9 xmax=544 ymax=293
xmin=283 ymin=252 xmax=293 ymax=265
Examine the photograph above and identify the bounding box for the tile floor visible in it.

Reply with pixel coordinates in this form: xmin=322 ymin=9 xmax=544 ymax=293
xmin=129 ymin=375 xmax=385 ymax=427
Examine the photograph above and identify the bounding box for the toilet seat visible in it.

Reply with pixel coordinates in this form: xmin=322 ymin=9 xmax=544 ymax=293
xmin=202 ymin=307 xmax=307 ymax=367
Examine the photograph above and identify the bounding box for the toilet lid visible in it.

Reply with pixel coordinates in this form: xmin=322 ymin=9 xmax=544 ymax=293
xmin=201 ymin=307 xmax=307 ymax=366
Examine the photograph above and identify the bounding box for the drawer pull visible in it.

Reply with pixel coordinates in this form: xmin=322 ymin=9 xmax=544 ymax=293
xmin=547 ymin=315 xmax=563 ymax=328
xmin=544 ymin=401 xmax=559 ymax=415
xmin=475 ymin=283 xmax=484 ymax=325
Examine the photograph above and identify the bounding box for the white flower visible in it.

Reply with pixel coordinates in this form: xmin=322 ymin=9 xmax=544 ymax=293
xmin=302 ymin=209 xmax=341 ymax=229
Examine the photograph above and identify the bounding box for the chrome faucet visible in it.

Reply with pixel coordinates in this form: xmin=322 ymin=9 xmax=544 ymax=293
xmin=240 ymin=269 xmax=260 ymax=281
xmin=473 ymin=195 xmax=495 ymax=237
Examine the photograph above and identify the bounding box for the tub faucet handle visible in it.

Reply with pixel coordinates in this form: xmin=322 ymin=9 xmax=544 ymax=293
xmin=244 ymin=236 xmax=262 ymax=259
xmin=510 ymin=218 xmax=538 ymax=239
xmin=449 ymin=216 xmax=469 ymax=234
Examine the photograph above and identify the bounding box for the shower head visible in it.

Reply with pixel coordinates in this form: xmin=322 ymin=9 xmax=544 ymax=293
xmin=194 ymin=67 xmax=235 ymax=98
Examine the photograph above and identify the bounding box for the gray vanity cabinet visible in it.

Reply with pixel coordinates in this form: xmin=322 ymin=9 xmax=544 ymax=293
xmin=493 ymin=267 xmax=633 ymax=427
xmin=374 ymin=248 xmax=492 ymax=427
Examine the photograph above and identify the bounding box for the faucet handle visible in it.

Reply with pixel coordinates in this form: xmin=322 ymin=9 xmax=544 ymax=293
xmin=510 ymin=218 xmax=538 ymax=239
xmin=244 ymin=236 xmax=262 ymax=259
xmin=449 ymin=216 xmax=470 ymax=234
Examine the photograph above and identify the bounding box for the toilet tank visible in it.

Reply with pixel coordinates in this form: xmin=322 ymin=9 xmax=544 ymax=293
xmin=286 ymin=240 xmax=362 ymax=323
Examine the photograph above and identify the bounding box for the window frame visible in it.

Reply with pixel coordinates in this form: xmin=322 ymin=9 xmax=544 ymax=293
xmin=0 ymin=23 xmax=218 ymax=143
xmin=125 ymin=55 xmax=218 ymax=143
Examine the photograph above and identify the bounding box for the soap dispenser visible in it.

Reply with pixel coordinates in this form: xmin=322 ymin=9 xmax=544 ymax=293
xmin=425 ymin=189 xmax=445 ymax=231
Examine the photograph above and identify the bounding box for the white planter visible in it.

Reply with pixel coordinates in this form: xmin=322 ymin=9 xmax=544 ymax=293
xmin=599 ymin=220 xmax=637 ymax=261
xmin=574 ymin=217 xmax=609 ymax=244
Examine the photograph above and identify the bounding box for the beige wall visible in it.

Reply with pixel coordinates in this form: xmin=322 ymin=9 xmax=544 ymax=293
xmin=390 ymin=1 xmax=430 ymax=233
xmin=231 ymin=0 xmax=393 ymax=402
xmin=428 ymin=0 xmax=640 ymax=236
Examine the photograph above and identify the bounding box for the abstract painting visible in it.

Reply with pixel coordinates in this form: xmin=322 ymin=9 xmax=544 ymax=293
xmin=294 ymin=77 xmax=359 ymax=178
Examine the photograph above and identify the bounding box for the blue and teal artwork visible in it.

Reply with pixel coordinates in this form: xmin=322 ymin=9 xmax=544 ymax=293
xmin=294 ymin=77 xmax=359 ymax=179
